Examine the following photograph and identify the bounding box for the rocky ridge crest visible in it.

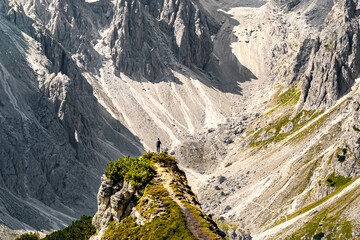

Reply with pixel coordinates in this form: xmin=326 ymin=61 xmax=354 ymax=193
xmin=91 ymin=153 xmax=224 ymax=240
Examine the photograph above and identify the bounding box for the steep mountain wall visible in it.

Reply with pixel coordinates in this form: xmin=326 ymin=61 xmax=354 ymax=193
xmin=0 ymin=0 xmax=143 ymax=231
xmin=293 ymin=0 xmax=360 ymax=109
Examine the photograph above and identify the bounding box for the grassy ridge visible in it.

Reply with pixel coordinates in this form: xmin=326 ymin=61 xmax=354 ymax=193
xmin=102 ymin=181 xmax=197 ymax=240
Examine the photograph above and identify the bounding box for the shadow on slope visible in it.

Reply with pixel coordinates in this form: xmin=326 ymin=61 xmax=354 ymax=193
xmin=203 ymin=11 xmax=258 ymax=95
xmin=0 ymin=0 xmax=144 ymax=231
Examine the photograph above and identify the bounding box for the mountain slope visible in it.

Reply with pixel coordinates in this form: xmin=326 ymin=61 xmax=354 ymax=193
xmin=0 ymin=0 xmax=242 ymax=232
xmin=2 ymin=0 xmax=360 ymax=239
xmin=181 ymin=0 xmax=360 ymax=238
xmin=0 ymin=0 xmax=144 ymax=231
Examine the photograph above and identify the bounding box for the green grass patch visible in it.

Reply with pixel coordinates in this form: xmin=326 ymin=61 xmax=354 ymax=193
xmin=43 ymin=216 xmax=95 ymax=240
xmin=326 ymin=173 xmax=352 ymax=190
xmin=17 ymin=216 xmax=95 ymax=240
xmin=250 ymin=110 xmax=321 ymax=147
xmin=286 ymin=186 xmax=358 ymax=240
xmin=16 ymin=232 xmax=40 ymax=240
xmin=215 ymin=221 xmax=238 ymax=233
xmin=266 ymin=88 xmax=301 ymax=115
xmin=105 ymin=155 xmax=156 ymax=190
xmin=184 ymin=202 xmax=223 ymax=240
xmin=288 ymin=110 xmax=329 ymax=143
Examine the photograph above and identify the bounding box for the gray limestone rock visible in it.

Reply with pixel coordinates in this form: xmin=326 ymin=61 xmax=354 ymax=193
xmin=0 ymin=0 xmax=144 ymax=231
xmin=109 ymin=0 xmax=217 ymax=81
xmin=91 ymin=176 xmax=138 ymax=240
xmin=293 ymin=0 xmax=360 ymax=109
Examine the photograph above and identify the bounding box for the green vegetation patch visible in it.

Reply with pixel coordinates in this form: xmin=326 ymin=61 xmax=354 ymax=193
xmin=16 ymin=232 xmax=40 ymax=240
xmin=274 ymin=176 xmax=359 ymax=227
xmin=326 ymin=173 xmax=352 ymax=190
xmin=325 ymin=44 xmax=331 ymax=52
xmin=333 ymin=147 xmax=348 ymax=163
xmin=353 ymin=125 xmax=360 ymax=132
xmin=105 ymin=155 xmax=156 ymax=190
xmin=215 ymin=221 xmax=238 ymax=237
xmin=288 ymin=110 xmax=329 ymax=143
xmin=16 ymin=216 xmax=96 ymax=240
xmin=313 ymin=232 xmax=325 ymax=239
xmin=169 ymin=174 xmax=222 ymax=239
xmin=337 ymin=155 xmax=346 ymax=162
xmin=250 ymin=110 xmax=321 ymax=147
xmin=266 ymin=87 xmax=301 ymax=115
xmin=286 ymin=187 xmax=358 ymax=240
xmin=102 ymin=181 xmax=197 ymax=240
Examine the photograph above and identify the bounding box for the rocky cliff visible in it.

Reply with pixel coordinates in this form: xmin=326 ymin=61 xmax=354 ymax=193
xmin=0 ymin=0 xmax=144 ymax=231
xmin=293 ymin=0 xmax=360 ymax=109
xmin=109 ymin=0 xmax=217 ymax=81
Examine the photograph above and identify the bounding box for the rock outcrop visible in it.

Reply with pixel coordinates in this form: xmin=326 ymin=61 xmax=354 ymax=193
xmin=91 ymin=176 xmax=139 ymax=239
xmin=91 ymin=153 xmax=224 ymax=240
xmin=292 ymin=0 xmax=360 ymax=109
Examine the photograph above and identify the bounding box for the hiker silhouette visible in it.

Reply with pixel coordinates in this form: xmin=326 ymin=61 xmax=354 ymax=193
xmin=156 ymin=138 xmax=161 ymax=153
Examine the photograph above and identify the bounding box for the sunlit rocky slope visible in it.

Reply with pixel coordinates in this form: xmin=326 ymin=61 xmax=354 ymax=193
xmin=1 ymin=0 xmax=360 ymax=239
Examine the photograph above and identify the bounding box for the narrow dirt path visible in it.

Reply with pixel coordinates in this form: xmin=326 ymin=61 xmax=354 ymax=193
xmin=154 ymin=163 xmax=214 ymax=240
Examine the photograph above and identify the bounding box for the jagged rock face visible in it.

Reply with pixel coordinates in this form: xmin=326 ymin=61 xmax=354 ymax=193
xmin=24 ymin=0 xmax=216 ymax=81
xmin=91 ymin=175 xmax=139 ymax=240
xmin=109 ymin=0 xmax=216 ymax=81
xmin=0 ymin=0 xmax=144 ymax=231
xmin=293 ymin=0 xmax=360 ymax=109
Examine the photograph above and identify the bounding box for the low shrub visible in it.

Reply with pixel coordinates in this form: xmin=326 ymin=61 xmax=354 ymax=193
xmin=16 ymin=232 xmax=39 ymax=240
xmin=43 ymin=216 xmax=95 ymax=240
xmin=313 ymin=232 xmax=325 ymax=239
xmin=337 ymin=155 xmax=346 ymax=162
xmin=16 ymin=216 xmax=95 ymax=240
xmin=105 ymin=156 xmax=155 ymax=190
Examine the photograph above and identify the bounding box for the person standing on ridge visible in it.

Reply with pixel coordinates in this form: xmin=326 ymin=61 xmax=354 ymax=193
xmin=156 ymin=138 xmax=162 ymax=153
